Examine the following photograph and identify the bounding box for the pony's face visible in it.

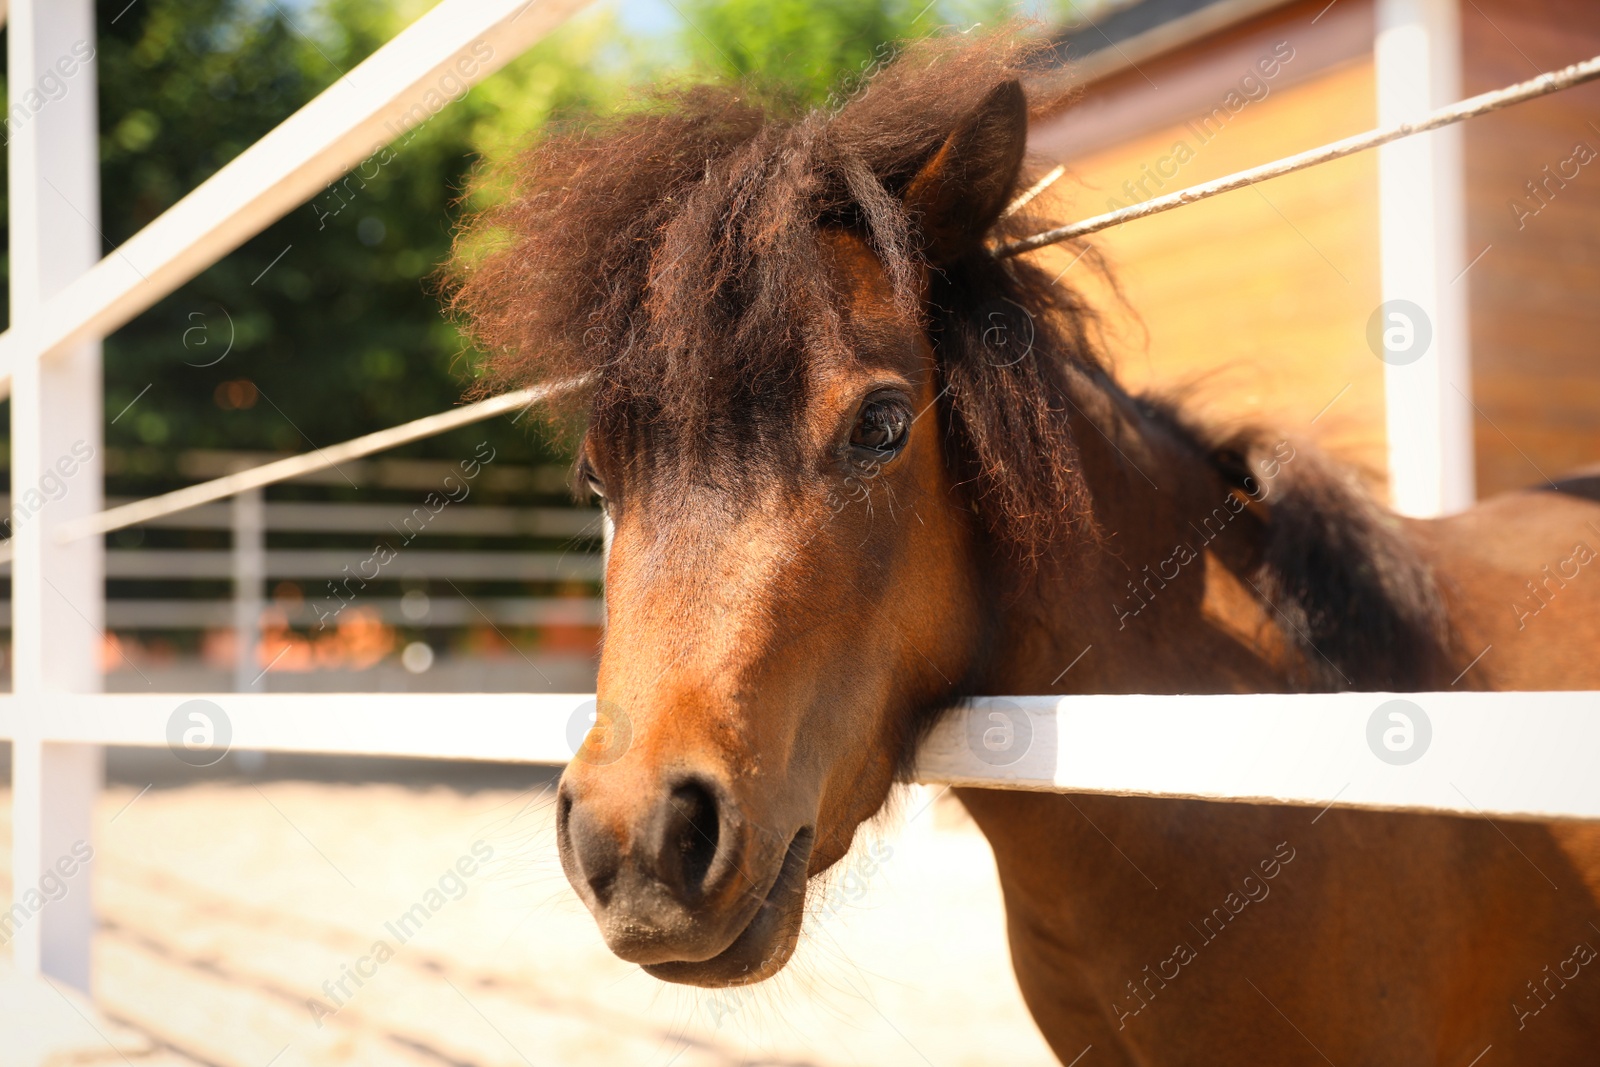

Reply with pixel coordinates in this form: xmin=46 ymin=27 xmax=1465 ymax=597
xmin=557 ymin=232 xmax=983 ymax=986
xmin=552 ymin=79 xmax=1031 ymax=987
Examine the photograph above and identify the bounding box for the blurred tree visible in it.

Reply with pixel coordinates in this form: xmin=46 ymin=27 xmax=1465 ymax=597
xmin=89 ymin=0 xmax=632 ymax=492
xmin=679 ymin=0 xmax=1018 ymax=106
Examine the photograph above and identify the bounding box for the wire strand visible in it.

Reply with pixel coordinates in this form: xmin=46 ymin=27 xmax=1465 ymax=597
xmin=995 ymin=50 xmax=1600 ymax=257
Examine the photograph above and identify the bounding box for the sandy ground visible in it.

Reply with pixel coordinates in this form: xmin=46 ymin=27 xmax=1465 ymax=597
xmin=0 ymin=769 xmax=1059 ymax=1067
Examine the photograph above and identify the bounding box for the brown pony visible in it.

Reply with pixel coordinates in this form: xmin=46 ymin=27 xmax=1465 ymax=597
xmin=449 ymin=35 xmax=1600 ymax=1066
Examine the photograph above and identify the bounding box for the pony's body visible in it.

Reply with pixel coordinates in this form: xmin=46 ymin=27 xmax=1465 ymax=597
xmin=956 ymin=368 xmax=1600 ymax=1064
xmin=449 ymin=35 xmax=1600 ymax=1065
xmin=965 ymin=796 xmax=1600 ymax=1065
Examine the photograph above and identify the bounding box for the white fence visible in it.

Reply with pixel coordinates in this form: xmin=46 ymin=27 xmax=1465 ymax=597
xmin=3 ymin=0 xmax=1597 ymax=1003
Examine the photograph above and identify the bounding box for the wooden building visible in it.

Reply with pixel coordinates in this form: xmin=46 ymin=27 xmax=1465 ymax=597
xmin=1027 ymin=0 xmax=1600 ymax=512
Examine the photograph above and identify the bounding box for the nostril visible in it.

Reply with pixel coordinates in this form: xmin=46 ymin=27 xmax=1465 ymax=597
xmin=556 ymin=788 xmax=574 ymax=836
xmin=557 ymin=782 xmax=620 ymax=906
xmin=661 ymin=778 xmax=721 ymax=901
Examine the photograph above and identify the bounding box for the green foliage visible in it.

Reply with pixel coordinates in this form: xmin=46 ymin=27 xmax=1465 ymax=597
xmin=678 ymin=0 xmax=1016 ymax=107
xmin=3 ymin=0 xmax=1060 ymax=497
xmin=91 ymin=0 xmax=560 ymax=492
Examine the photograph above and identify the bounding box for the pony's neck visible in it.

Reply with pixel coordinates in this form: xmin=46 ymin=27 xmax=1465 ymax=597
xmin=980 ymin=365 xmax=1297 ymax=697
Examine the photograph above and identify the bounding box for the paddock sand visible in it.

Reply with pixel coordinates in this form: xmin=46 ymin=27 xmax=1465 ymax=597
xmin=0 ymin=775 xmax=1059 ymax=1066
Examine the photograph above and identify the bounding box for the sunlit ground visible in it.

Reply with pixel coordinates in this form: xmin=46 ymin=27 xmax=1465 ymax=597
xmin=0 ymin=763 xmax=1056 ymax=1066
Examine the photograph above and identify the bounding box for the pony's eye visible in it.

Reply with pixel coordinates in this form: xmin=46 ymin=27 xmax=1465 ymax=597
xmin=577 ymin=459 xmax=606 ymax=500
xmin=850 ymin=399 xmax=910 ymax=455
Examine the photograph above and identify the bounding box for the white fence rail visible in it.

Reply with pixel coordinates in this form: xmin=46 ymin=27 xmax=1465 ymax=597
xmin=94 ymin=498 xmax=601 ymax=536
xmin=3 ymin=692 xmax=1598 ymax=822
xmin=90 ymin=548 xmax=601 ymax=581
xmin=65 ymin=596 xmax=602 ymax=630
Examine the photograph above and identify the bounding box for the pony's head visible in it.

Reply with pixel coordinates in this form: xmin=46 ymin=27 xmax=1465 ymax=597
xmin=449 ymin=35 xmax=1100 ymax=986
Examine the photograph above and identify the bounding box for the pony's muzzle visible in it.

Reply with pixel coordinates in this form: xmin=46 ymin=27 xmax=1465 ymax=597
xmin=557 ymin=768 xmax=779 ymax=966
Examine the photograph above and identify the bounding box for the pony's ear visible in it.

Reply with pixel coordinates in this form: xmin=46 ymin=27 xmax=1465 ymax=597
xmin=903 ymin=79 xmax=1029 ymax=263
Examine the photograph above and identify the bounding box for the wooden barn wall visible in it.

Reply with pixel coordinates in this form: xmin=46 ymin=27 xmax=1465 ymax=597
xmin=1028 ymin=0 xmax=1389 ymax=488
xmin=1461 ymin=0 xmax=1600 ymax=498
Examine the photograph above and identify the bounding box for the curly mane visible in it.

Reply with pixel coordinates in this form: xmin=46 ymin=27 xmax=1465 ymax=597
xmin=446 ymin=32 xmax=1106 ymax=569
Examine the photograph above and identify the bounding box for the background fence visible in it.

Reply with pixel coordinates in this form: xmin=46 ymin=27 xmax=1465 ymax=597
xmin=2 ymin=466 xmax=605 ymax=694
